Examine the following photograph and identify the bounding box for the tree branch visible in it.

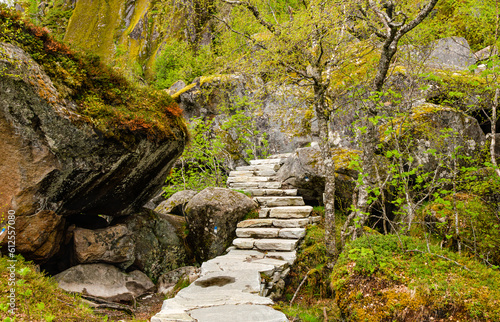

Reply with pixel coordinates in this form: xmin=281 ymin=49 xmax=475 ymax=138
xmin=221 ymin=0 xmax=277 ymax=34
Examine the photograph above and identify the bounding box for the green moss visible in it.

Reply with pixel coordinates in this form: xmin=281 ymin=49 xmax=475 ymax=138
xmin=171 ymin=83 xmax=197 ymax=99
xmin=63 ymin=0 xmax=122 ymax=60
xmin=331 ymin=234 xmax=500 ymax=321
xmin=0 ymin=255 xmax=104 ymax=321
xmin=0 ymin=7 xmax=187 ymax=143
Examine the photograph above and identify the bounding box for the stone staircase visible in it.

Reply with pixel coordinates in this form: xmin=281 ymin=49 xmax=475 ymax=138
xmin=229 ymin=153 xmax=317 ymax=255
xmin=151 ymin=154 xmax=315 ymax=322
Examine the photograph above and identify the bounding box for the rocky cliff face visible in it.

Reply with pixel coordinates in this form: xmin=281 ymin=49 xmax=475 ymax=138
xmin=0 ymin=41 xmax=187 ymax=263
xmin=60 ymin=0 xmax=213 ymax=78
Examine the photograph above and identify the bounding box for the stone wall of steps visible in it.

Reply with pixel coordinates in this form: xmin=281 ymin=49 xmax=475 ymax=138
xmin=227 ymin=153 xmax=320 ymax=298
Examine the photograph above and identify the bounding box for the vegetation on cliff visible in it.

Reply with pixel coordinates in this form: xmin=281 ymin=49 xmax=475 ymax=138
xmin=0 ymin=6 xmax=187 ymax=143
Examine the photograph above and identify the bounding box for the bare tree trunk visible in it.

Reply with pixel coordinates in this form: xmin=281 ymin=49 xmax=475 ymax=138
xmin=342 ymin=0 xmax=440 ymax=242
xmin=314 ymin=82 xmax=337 ymax=256
xmin=491 ymin=89 xmax=500 ymax=177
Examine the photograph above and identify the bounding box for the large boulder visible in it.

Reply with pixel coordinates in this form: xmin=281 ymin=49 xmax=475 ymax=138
xmin=122 ymin=211 xmax=188 ymax=280
xmin=184 ymin=187 xmax=257 ymax=262
xmin=54 ymin=263 xmax=154 ymax=302
xmin=426 ymin=37 xmax=476 ymax=70
xmin=0 ymin=43 xmax=186 ymax=262
xmin=154 ymin=190 xmax=198 ymax=216
xmin=14 ymin=210 xmax=65 ymax=261
xmin=73 ymin=225 xmax=135 ymax=269
xmin=381 ymin=103 xmax=486 ymax=172
xmin=277 ymin=145 xmax=358 ymax=209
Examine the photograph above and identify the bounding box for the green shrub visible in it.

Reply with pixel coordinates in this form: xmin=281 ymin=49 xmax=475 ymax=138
xmin=154 ymin=39 xmax=216 ymax=90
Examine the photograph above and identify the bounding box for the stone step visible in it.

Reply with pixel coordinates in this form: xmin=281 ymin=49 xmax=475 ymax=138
xmin=249 ymin=158 xmax=283 ymax=165
xmin=237 ymin=218 xmax=310 ymax=228
xmin=242 ymin=189 xmax=297 ymax=196
xmin=259 ymin=206 xmax=313 ymax=218
xmin=278 ymin=228 xmax=306 ymax=239
xmin=235 ymin=227 xmax=306 ymax=239
xmin=227 ymin=176 xmax=276 ymax=183
xmin=229 ymin=170 xmax=277 ymax=177
xmin=237 ymin=219 xmax=274 ymax=228
xmin=253 ymin=196 xmax=305 ymax=207
xmin=265 ymin=251 xmax=297 ymax=265
xmin=254 ymin=239 xmax=299 ymax=251
xmin=235 ymin=164 xmax=280 ymax=172
xmin=272 ymin=218 xmax=310 ymax=228
xmin=266 ymin=152 xmax=293 ymax=159
xmin=236 ymin=228 xmax=280 ymax=238
xmin=233 ymin=238 xmax=256 ymax=249
xmin=229 ymin=182 xmax=282 ymax=189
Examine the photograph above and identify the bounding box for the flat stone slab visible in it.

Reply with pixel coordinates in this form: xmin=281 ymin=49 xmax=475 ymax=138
xmin=229 ymin=171 xmax=255 ymax=177
xmin=251 ymin=258 xmax=289 ymax=269
xmin=254 ymin=239 xmax=298 ymax=251
xmin=237 ymin=219 xmax=274 ymax=228
xmin=243 ymin=189 xmax=297 ymax=196
xmin=227 ymin=176 xmax=274 ymax=183
xmin=188 ymin=304 xmax=288 ymax=322
xmin=269 ymin=206 xmax=313 ymax=218
xmin=279 ymin=228 xmax=306 ymax=239
xmin=265 ymin=251 xmax=297 ymax=265
xmin=225 ymin=249 xmax=266 ymax=258
xmin=250 ymin=158 xmax=282 ymax=165
xmin=267 ymin=152 xmax=293 ymax=159
xmin=228 ymin=170 xmax=277 ymax=177
xmin=233 ymin=238 xmax=256 ymax=249
xmin=236 ymin=228 xmax=280 ymax=238
xmin=254 ymin=196 xmax=305 ymax=207
xmin=272 ymin=218 xmax=310 ymax=228
xmin=229 ymin=182 xmax=282 ymax=189
xmin=236 ymin=164 xmax=280 ymax=171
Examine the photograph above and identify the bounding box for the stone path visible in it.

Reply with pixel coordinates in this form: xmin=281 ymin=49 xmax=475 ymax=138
xmin=151 ymin=154 xmax=316 ymax=322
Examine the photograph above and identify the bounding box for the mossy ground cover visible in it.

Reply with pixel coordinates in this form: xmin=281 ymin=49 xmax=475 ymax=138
xmin=0 ymin=255 xmax=105 ymax=321
xmin=332 ymin=234 xmax=500 ymax=321
xmin=276 ymin=208 xmax=500 ymax=321
xmin=0 ymin=6 xmax=187 ymax=144
xmin=0 ymin=255 xmax=166 ymax=321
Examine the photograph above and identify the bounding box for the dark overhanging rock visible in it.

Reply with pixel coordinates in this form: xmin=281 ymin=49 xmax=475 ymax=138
xmin=0 ymin=42 xmax=188 ymax=263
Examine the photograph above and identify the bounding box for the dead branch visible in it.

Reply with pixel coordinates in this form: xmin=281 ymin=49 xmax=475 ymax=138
xmin=289 ymin=269 xmax=312 ymax=307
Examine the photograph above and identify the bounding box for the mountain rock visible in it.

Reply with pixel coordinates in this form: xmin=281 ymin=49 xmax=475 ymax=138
xmin=0 ymin=42 xmax=186 ymax=262
xmin=73 ymin=225 xmax=135 ymax=269
xmin=185 ymin=187 xmax=257 ymax=262
xmin=155 ymin=190 xmax=198 ymax=216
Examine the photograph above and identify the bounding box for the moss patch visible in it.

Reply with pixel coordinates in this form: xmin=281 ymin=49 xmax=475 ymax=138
xmin=331 ymin=234 xmax=500 ymax=321
xmin=0 ymin=7 xmax=187 ymax=143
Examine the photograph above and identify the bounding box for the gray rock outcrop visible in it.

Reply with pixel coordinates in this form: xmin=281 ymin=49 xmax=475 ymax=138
xmin=184 ymin=187 xmax=257 ymax=262
xmin=426 ymin=37 xmax=476 ymax=70
xmin=54 ymin=263 xmax=155 ymax=302
xmin=277 ymin=146 xmax=357 ymax=208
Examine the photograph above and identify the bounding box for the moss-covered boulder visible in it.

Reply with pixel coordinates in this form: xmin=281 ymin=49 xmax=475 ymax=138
xmin=277 ymin=145 xmax=359 ymax=209
xmin=184 ymin=187 xmax=257 ymax=262
xmin=0 ymin=11 xmax=188 ymax=263
xmin=122 ymin=211 xmax=188 ymax=280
